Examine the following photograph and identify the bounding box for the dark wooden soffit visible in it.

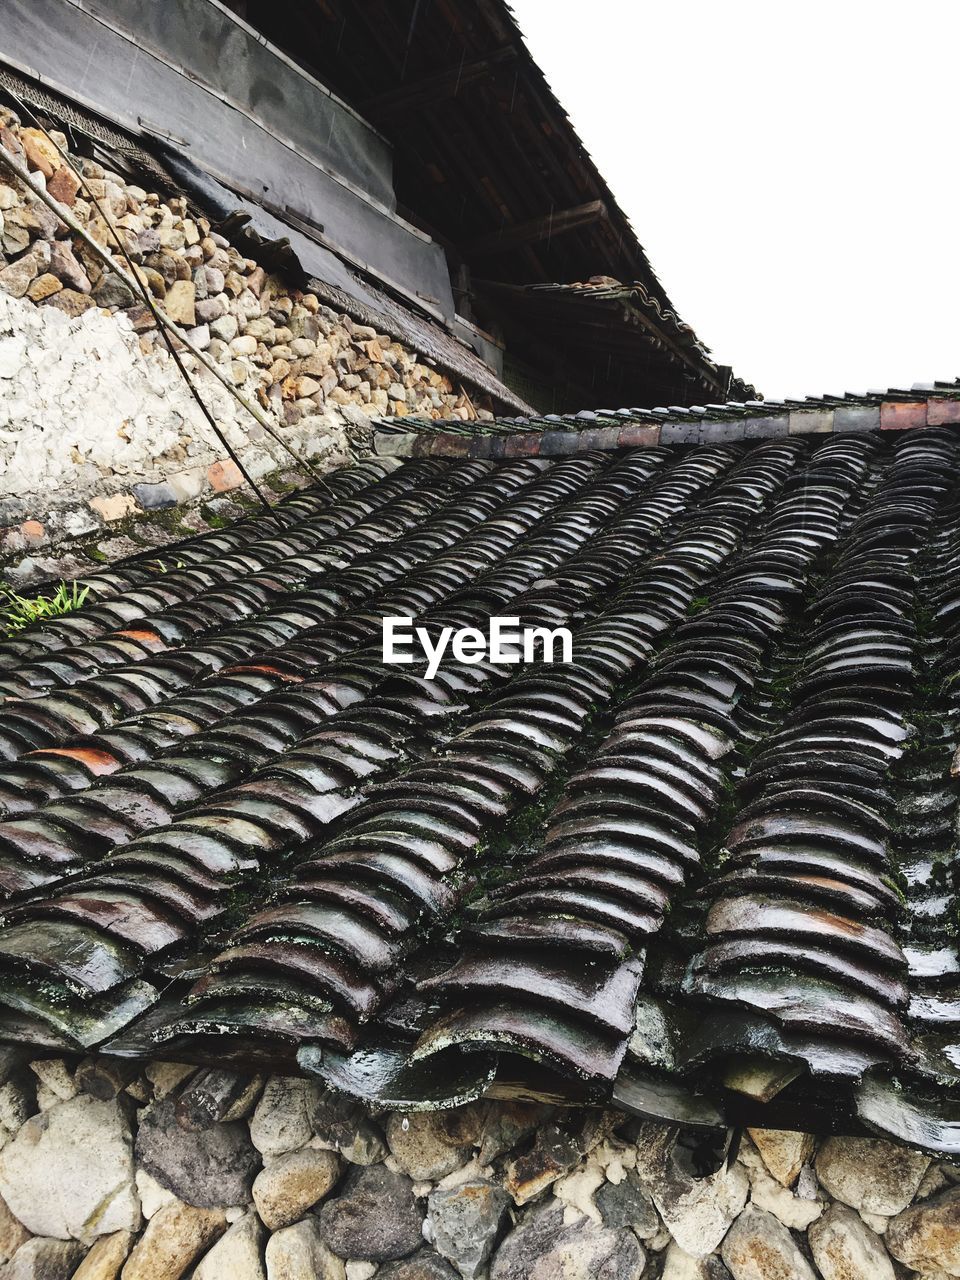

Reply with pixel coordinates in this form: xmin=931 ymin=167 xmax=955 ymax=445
xmin=223 ymin=0 xmax=674 ymax=304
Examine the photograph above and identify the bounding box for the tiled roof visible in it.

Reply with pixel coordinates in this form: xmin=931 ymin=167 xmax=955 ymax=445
xmin=1 ymin=416 xmax=960 ymax=1151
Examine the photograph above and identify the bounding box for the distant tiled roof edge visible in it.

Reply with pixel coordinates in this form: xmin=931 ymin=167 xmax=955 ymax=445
xmin=374 ymin=380 xmax=960 ymax=459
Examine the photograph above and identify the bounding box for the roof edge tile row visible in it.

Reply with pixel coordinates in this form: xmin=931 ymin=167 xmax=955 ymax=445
xmin=374 ymin=386 xmax=960 ymax=459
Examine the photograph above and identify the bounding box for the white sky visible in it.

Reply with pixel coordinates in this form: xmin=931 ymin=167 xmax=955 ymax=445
xmin=509 ymin=0 xmax=960 ymax=401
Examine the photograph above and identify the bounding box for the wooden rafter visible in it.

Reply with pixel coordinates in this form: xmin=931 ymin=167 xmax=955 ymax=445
xmin=465 ymin=201 xmax=608 ymax=258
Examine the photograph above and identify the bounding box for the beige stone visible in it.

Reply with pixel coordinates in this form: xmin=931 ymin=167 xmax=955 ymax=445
xmin=253 ymin=1147 xmax=340 ymax=1229
xmin=749 ymin=1162 xmax=822 ymax=1232
xmin=721 ymin=1205 xmax=817 ymax=1280
xmin=26 ymin=273 xmax=63 ymax=302
xmin=72 ymin=1231 xmax=134 ymax=1280
xmin=748 ymin=1129 xmax=815 ymax=1187
xmin=293 ymin=376 xmax=321 ymax=398
xmin=0 ymin=256 xmax=40 ymax=299
xmin=809 ymin=1204 xmax=895 ymax=1280
xmin=0 ymin=1192 xmax=30 ymax=1263
xmin=144 ymin=1064 xmax=196 ymax=1101
xmin=192 ymin=1212 xmax=264 ymax=1280
xmin=44 ymin=288 xmax=95 ymax=317
xmin=163 ymin=280 xmax=195 ymax=326
xmin=20 ymin=128 xmax=60 ymax=178
xmin=386 ymin=1112 xmax=471 ymax=1182
xmin=264 ymin=1220 xmax=344 ymax=1280
xmin=134 ymin=1170 xmax=176 ymax=1221
xmin=660 ymin=1243 xmax=725 ymax=1279
xmin=816 ymin=1136 xmax=930 ymax=1216
xmin=0 ymin=1095 xmax=139 ymax=1243
xmin=120 ymin=1202 xmax=225 ymax=1280
xmin=89 ymin=494 xmax=139 ymax=523
xmin=29 ymin=1060 xmax=76 ymax=1102
xmin=633 ymin=1126 xmax=748 ymax=1259
xmin=887 ymin=1186 xmax=960 ymax=1276
xmin=249 ymin=1077 xmax=322 ymax=1158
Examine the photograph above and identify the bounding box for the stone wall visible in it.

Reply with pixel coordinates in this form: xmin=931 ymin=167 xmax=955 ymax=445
xmin=0 ymin=107 xmax=494 ymax=577
xmin=0 ymin=1056 xmax=952 ymax=1279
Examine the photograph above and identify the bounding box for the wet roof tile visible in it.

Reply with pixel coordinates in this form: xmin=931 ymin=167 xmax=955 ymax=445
xmin=2 ymin=420 xmax=960 ymax=1149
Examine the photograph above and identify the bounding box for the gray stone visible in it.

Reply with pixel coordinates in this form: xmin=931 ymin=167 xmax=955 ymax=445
xmin=92 ymin=271 xmax=136 ymax=309
xmin=886 ymin=1185 xmax=960 ymax=1274
xmin=0 ymin=1238 xmax=85 ymax=1280
xmin=209 ymin=313 xmax=239 ymax=343
xmin=183 ymin=323 xmax=210 ymax=351
xmin=137 ymin=229 xmax=161 ymax=255
xmin=595 ymin=1172 xmax=659 ymax=1237
xmin=250 ymin=1077 xmax=323 ymax=1157
xmin=339 ymin=404 xmax=372 ymax=430
xmin=48 ymin=242 xmax=91 ymax=293
xmin=478 ymin=1104 xmax=550 ymax=1165
xmin=504 ymin=1123 xmax=582 ymax=1205
xmin=131 ymin=482 xmax=177 ymax=511
xmin=318 ymin=1165 xmax=423 ymax=1262
xmin=427 ymin=1180 xmax=510 ymax=1279
xmin=816 ymin=1136 xmax=930 ymax=1216
xmin=0 ymin=1096 xmax=139 ymax=1243
xmin=312 ymin=1094 xmax=387 ymax=1166
xmin=386 ymin=1113 xmax=471 ymax=1182
xmin=720 ymin=1206 xmax=816 ymax=1280
xmin=490 ymin=1205 xmax=645 ymax=1280
xmin=378 ymin=1255 xmax=459 ymax=1280
xmin=808 ymin=1204 xmax=895 ymax=1280
xmin=195 ymin=296 xmax=226 ymax=324
xmin=134 ymin=1096 xmax=260 ymax=1209
xmin=0 ymin=216 xmax=29 ymax=258
xmin=265 ymin=1219 xmax=345 ymax=1280
xmin=633 ymin=1125 xmax=748 ymax=1258
xmin=0 ymin=257 xmax=39 ymax=300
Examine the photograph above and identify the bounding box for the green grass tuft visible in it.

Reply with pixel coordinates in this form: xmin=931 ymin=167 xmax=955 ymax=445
xmin=0 ymin=580 xmax=90 ymax=636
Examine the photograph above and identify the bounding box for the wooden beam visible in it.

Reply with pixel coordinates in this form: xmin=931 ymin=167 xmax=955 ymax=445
xmin=465 ymin=201 xmax=608 ymax=258
xmin=361 ymin=46 xmax=518 ymax=116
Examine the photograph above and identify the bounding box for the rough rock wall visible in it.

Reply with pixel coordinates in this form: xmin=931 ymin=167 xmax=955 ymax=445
xmin=0 ymin=1056 xmax=952 ymax=1280
xmin=0 ymin=107 xmax=493 ymax=577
